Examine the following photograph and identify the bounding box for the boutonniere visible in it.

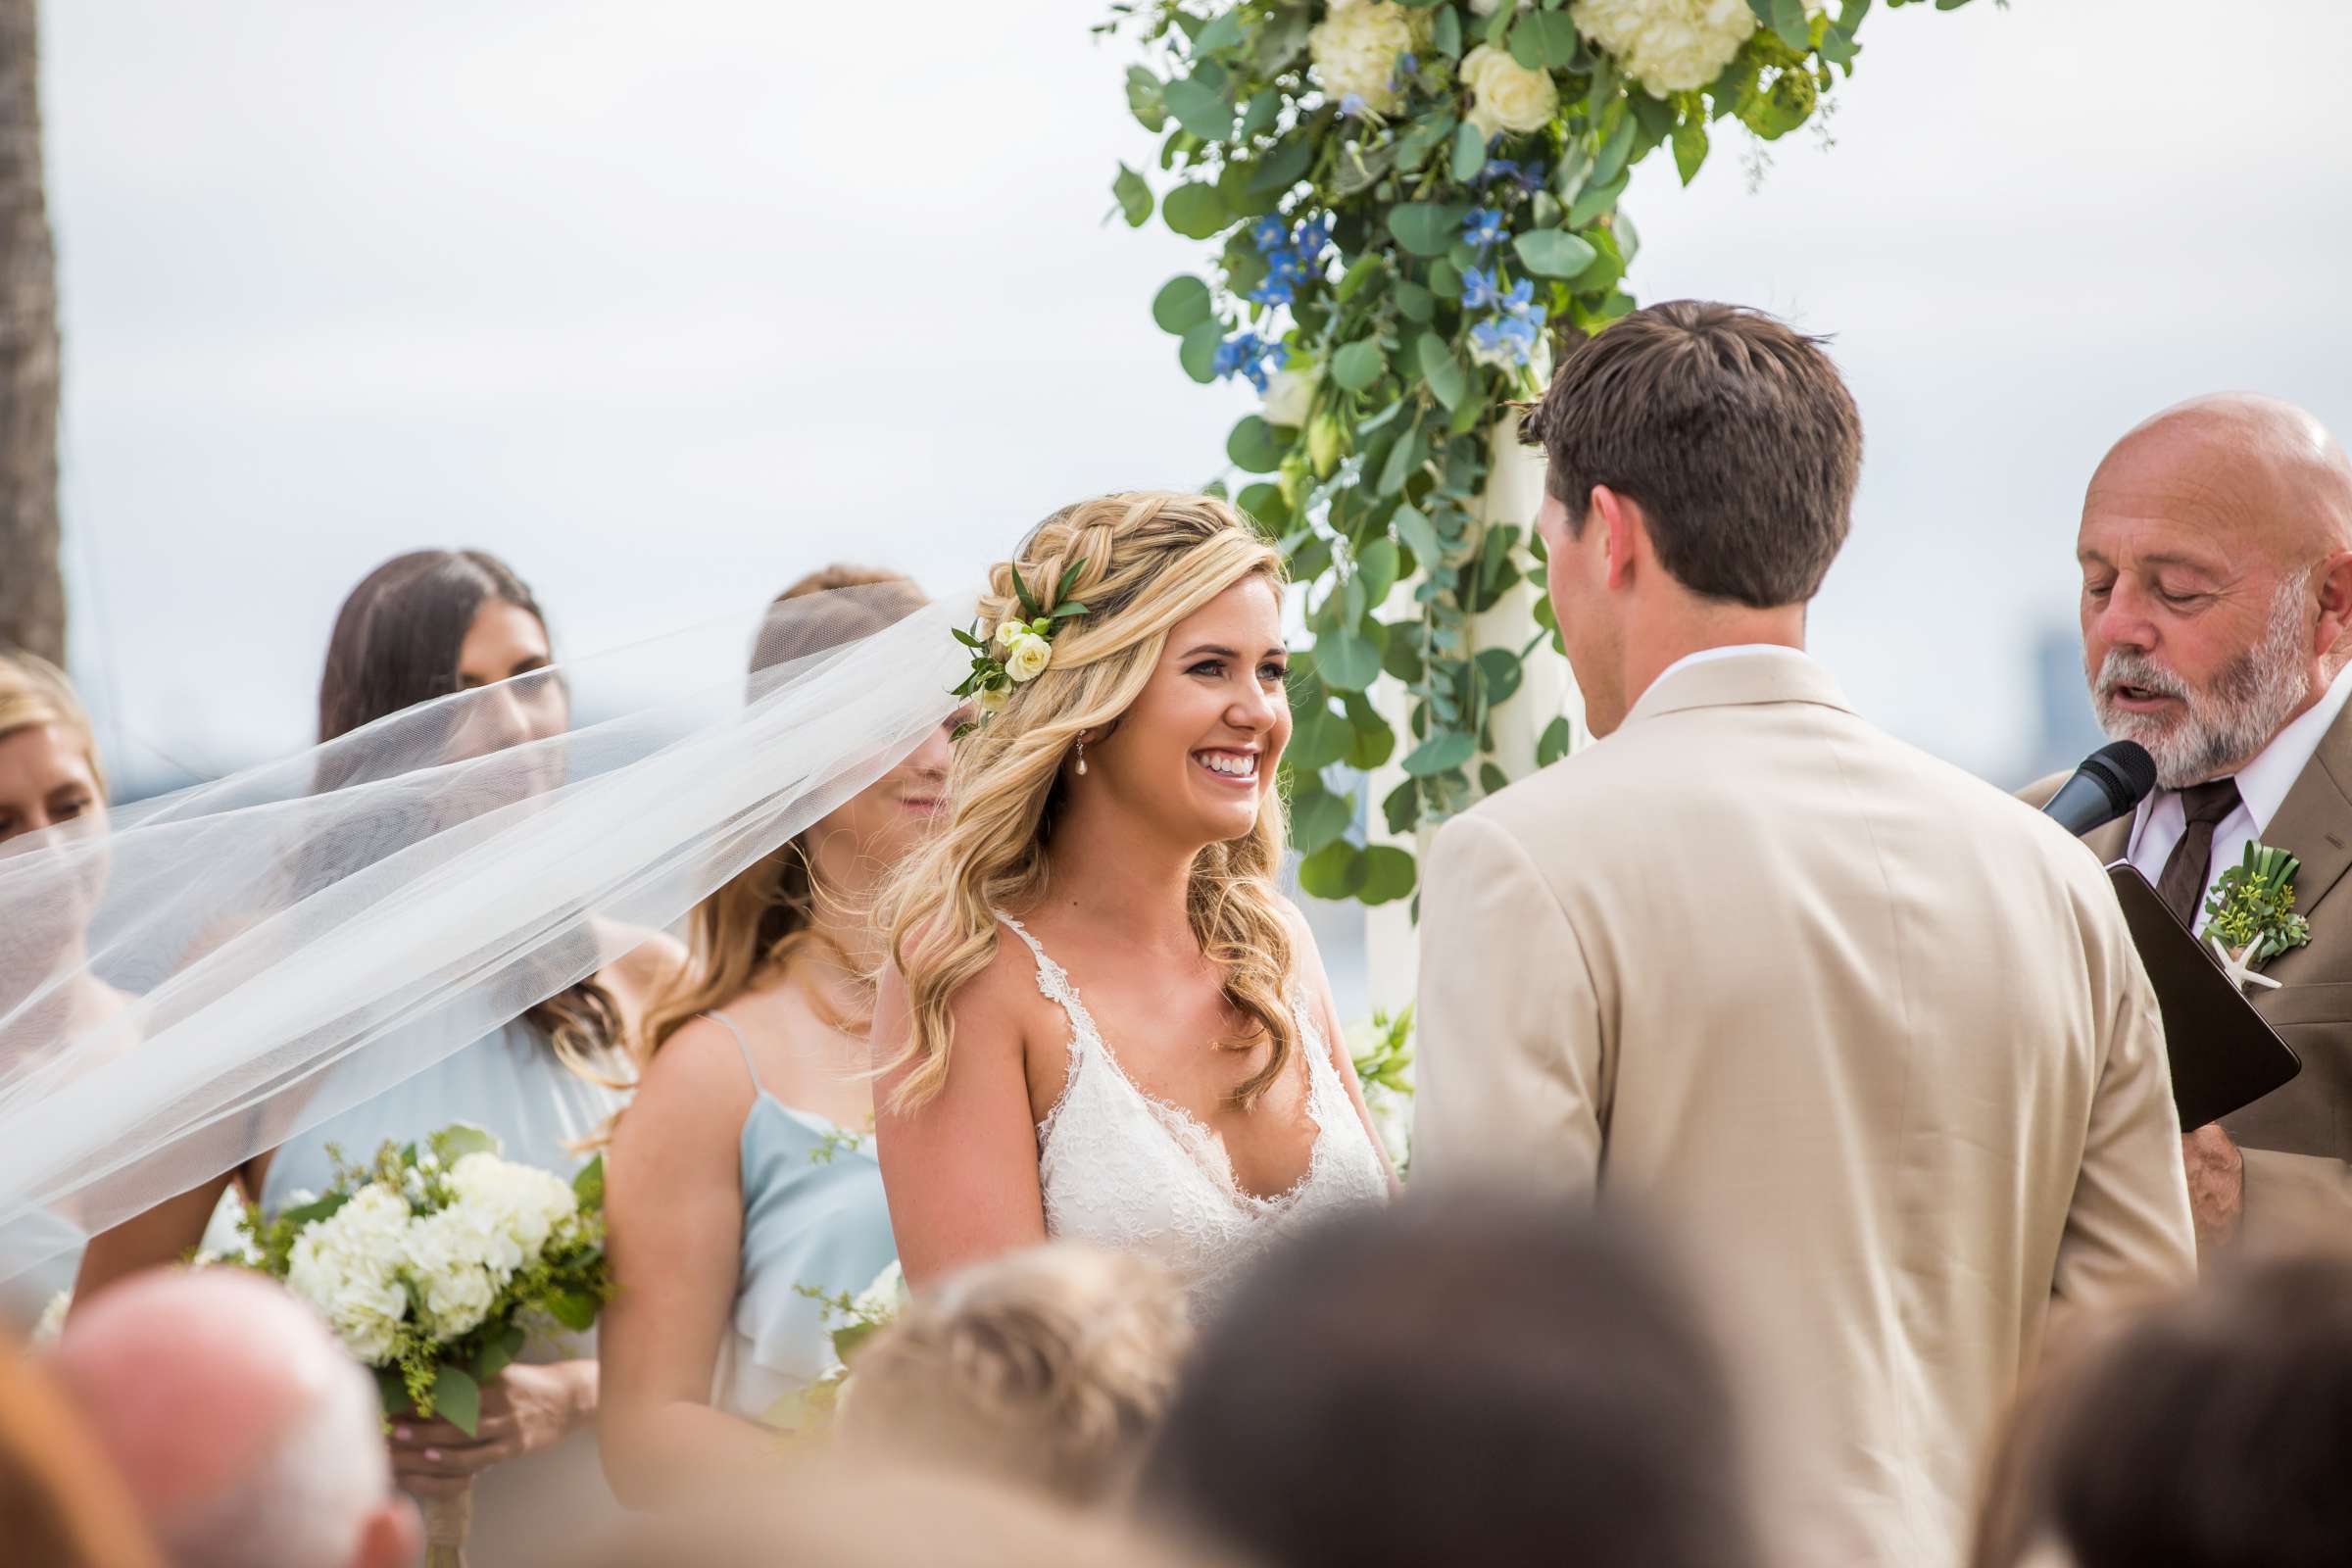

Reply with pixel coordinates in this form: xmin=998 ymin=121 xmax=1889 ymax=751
xmin=2201 ymin=842 xmax=2314 ymax=994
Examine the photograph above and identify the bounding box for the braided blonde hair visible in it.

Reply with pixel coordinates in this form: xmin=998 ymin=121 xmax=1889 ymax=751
xmin=879 ymin=491 xmax=1296 ymax=1110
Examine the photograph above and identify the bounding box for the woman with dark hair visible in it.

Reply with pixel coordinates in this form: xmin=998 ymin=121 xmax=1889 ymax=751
xmin=599 ymin=564 xmax=956 ymax=1506
xmin=73 ymin=549 xmax=680 ymax=1544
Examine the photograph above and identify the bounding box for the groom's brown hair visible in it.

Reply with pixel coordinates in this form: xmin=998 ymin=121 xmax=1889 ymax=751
xmin=1521 ymin=299 xmax=1861 ymax=609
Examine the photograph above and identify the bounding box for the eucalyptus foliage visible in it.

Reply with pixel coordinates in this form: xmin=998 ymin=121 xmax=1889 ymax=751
xmin=1104 ymin=0 xmax=1971 ymax=908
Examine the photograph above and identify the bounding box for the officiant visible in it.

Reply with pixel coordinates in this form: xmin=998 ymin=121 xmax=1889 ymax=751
xmin=2031 ymin=392 xmax=2352 ymax=1251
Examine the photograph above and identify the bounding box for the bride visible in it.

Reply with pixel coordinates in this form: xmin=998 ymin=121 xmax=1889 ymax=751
xmin=872 ymin=491 xmax=1393 ymax=1306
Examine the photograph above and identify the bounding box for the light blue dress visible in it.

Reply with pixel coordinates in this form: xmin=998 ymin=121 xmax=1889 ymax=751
xmin=262 ymin=1018 xmax=623 ymax=1559
xmin=702 ymin=1009 xmax=899 ymax=1425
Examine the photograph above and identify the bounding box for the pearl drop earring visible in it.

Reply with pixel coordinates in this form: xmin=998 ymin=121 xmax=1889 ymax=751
xmin=1075 ymin=735 xmax=1088 ymax=776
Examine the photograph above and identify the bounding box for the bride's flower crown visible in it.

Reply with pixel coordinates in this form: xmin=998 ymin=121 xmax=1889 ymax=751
xmin=949 ymin=560 xmax=1089 ymax=740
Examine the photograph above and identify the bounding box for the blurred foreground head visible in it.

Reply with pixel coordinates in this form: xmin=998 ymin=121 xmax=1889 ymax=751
xmin=52 ymin=1268 xmax=418 ymax=1568
xmin=1977 ymin=1249 xmax=2352 ymax=1568
xmin=1138 ymin=1192 xmax=1763 ymax=1568
xmin=552 ymin=1459 xmax=1223 ymax=1568
xmin=835 ymin=1242 xmax=1191 ymax=1505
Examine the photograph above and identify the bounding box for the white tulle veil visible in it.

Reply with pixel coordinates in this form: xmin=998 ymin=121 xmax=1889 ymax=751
xmin=0 ymin=585 xmax=973 ymax=1287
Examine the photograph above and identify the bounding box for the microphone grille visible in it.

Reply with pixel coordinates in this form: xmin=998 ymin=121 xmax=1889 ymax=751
xmin=2084 ymin=739 xmax=2158 ymax=808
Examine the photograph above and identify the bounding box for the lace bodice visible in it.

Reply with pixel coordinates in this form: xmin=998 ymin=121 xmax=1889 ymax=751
xmin=1000 ymin=916 xmax=1389 ymax=1312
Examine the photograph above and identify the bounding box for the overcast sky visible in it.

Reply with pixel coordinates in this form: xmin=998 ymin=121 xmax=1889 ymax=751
xmin=41 ymin=0 xmax=2352 ymax=795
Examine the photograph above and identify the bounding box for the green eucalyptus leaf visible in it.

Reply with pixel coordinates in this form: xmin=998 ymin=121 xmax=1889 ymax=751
xmin=1395 ymin=280 xmax=1435 ymax=322
xmin=1590 ymin=115 xmax=1640 ymax=188
xmin=1510 ymin=10 xmax=1583 ymax=68
xmin=1358 ymin=537 xmax=1401 ymax=607
xmin=1152 ymin=274 xmax=1213 ymax=334
xmin=1239 ymin=481 xmax=1289 ymax=529
xmin=1113 ymin=164 xmax=1153 ymax=227
xmin=1125 ymin=67 xmax=1168 ymax=132
xmin=1380 ymin=621 xmax=1426 ymax=682
xmin=1163 ymin=182 xmax=1230 ymax=240
xmin=1336 ymin=253 xmax=1386 ymax=303
xmin=1250 ymin=133 xmax=1313 ymax=194
xmin=1402 ymin=729 xmax=1476 ymax=776
xmin=548 ymin=1287 xmax=601 ymax=1334
xmin=571 ymin=1153 xmax=606 ymax=1210
xmin=1378 ymin=424 xmax=1427 ymax=497
xmin=1240 ymin=88 xmax=1282 ymax=139
xmin=1449 ymin=122 xmax=1487 ymax=183
xmin=1332 ymin=339 xmax=1387 ymax=392
xmin=1288 ymin=698 xmax=1352 ymax=770
xmin=1551 ymin=142 xmax=1592 ymax=207
xmin=430 ymin=1365 xmax=482 ymax=1438
xmin=1566 ymin=173 xmax=1628 ymax=228
xmin=1417 ymin=332 xmax=1469 ymax=412
xmin=1383 ymin=777 xmax=1423 ymax=836
xmin=1672 ymin=116 xmax=1709 ymax=184
xmin=1475 ymin=647 xmax=1524 ymax=704
xmin=1359 ymin=845 xmax=1417 ymax=905
xmin=1227 ymin=416 xmax=1288 ymax=474
xmin=1394 ymin=503 xmax=1444 ymax=564
xmin=1433 ymin=3 xmax=1464 ymax=57
xmin=1298 ymin=841 xmax=1369 ymax=901
xmin=1162 ymin=76 xmax=1235 ymax=141
xmin=1317 ymin=628 xmax=1382 ymax=692
xmin=1179 ymin=319 xmax=1223 ymax=383
xmin=1192 ymin=9 xmax=1247 ymax=56
xmin=1537 ymin=714 xmax=1574 ymax=766
xmin=1389 ymin=202 xmax=1470 ymax=257
xmin=1512 ymin=227 xmax=1596 ymax=278
xmin=1290 ymin=784 xmax=1352 ymax=854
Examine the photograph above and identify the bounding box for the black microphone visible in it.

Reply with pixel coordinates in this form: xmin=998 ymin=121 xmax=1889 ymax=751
xmin=2041 ymin=740 xmax=2159 ymax=838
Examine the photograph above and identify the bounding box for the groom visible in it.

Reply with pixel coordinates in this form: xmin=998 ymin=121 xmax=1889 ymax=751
xmin=1411 ymin=302 xmax=2196 ymax=1568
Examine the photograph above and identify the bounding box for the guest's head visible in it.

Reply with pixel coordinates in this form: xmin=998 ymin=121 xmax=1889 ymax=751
xmin=52 ymin=1267 xmax=419 ymax=1568
xmin=318 ymin=547 xmax=564 ymax=760
xmin=0 ymin=1334 xmax=160 ymax=1567
xmin=882 ymin=491 xmax=1298 ymax=1111
xmin=0 ymin=649 xmax=107 ymax=848
xmin=639 ymin=566 xmax=941 ymax=1056
xmin=2078 ymin=394 xmax=2352 ymax=787
xmin=835 ymin=1244 xmax=1191 ymax=1505
xmin=1975 ymin=1250 xmax=2352 ymax=1568
xmin=1520 ymin=300 xmax=1862 ymax=734
xmin=1138 ymin=1194 xmax=1763 ymax=1568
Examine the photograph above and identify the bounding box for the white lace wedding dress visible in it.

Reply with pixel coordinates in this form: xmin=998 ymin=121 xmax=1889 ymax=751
xmin=999 ymin=916 xmax=1389 ymax=1310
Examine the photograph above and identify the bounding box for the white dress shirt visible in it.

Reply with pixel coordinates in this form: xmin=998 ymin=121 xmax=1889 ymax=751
xmin=2126 ymin=662 xmax=2352 ymax=931
xmin=1653 ymin=643 xmax=1817 ymax=686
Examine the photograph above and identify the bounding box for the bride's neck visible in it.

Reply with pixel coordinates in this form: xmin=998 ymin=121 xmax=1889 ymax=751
xmin=1038 ymin=796 xmax=1200 ymax=952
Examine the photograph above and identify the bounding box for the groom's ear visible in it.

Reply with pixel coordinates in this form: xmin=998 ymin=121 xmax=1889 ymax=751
xmin=1591 ymin=485 xmax=1642 ymax=592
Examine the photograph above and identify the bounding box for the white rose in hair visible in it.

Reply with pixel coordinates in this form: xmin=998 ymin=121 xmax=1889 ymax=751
xmin=1003 ymin=632 xmax=1054 ymax=684
xmin=1461 ymin=44 xmax=1561 ymax=138
xmin=1308 ymin=1 xmax=1416 ymax=115
xmin=992 ymin=619 xmax=1026 ymax=650
xmin=1570 ymin=0 xmax=1823 ymax=96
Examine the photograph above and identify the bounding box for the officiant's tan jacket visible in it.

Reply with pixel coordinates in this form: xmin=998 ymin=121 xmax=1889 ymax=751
xmin=2026 ymin=693 xmax=2352 ymax=1250
xmin=1414 ymin=652 xmax=2197 ymax=1568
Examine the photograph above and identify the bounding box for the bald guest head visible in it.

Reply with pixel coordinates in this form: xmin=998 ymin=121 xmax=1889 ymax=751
xmin=52 ymin=1268 xmax=418 ymax=1568
xmin=2078 ymin=393 xmax=2352 ymax=788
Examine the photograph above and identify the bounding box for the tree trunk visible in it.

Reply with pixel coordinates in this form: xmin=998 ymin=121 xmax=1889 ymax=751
xmin=0 ymin=0 xmax=61 ymax=663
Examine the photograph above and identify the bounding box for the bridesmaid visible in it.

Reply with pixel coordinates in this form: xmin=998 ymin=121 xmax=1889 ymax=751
xmin=601 ymin=566 xmax=954 ymax=1506
xmin=74 ymin=550 xmax=681 ymax=1550
xmin=0 ymin=652 xmax=122 ymax=1334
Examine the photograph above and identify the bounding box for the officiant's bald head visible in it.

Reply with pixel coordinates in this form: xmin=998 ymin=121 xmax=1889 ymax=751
xmin=2080 ymin=393 xmax=2352 ymax=787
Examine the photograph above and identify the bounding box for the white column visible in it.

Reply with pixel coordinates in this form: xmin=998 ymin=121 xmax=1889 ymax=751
xmin=1360 ymin=413 xmax=1583 ymax=1016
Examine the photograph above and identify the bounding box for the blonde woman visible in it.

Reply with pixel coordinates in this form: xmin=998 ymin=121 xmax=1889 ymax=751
xmin=600 ymin=567 xmax=958 ymax=1506
xmin=0 ymin=652 xmax=122 ymax=1334
xmin=835 ymin=1242 xmax=1192 ymax=1506
xmin=874 ymin=492 xmax=1393 ymax=1309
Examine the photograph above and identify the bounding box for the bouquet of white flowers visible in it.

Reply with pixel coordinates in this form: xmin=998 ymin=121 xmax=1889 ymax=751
xmin=1348 ymin=1005 xmax=1416 ymax=1182
xmin=786 ymin=1259 xmax=908 ymax=1428
xmin=238 ymin=1123 xmax=610 ymax=1568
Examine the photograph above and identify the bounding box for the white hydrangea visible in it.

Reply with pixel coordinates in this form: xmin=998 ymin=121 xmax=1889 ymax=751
xmin=1308 ymin=0 xmax=1416 ymax=115
xmin=284 ymin=1184 xmax=413 ymax=1364
xmin=1569 ymin=0 xmax=1825 ymax=97
xmin=851 ymin=1260 xmax=908 ymax=1325
xmin=447 ymin=1150 xmax=577 ymax=1257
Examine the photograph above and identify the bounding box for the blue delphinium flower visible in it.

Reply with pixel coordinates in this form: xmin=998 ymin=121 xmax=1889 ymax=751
xmin=1478 ymin=159 xmax=1547 ymax=194
xmin=1249 ymin=273 xmax=1297 ymax=310
xmin=1462 ymin=207 xmax=1505 ymax=252
xmin=1213 ymin=331 xmax=1288 ymax=391
xmin=1250 ymin=215 xmax=1289 ymax=252
xmin=1212 ymin=336 xmax=1245 ymax=380
xmin=1270 ymin=249 xmax=1312 ymax=284
xmin=1467 ymin=314 xmax=1541 ymax=369
xmin=1499 ymin=276 xmax=1536 ymax=316
xmin=1294 ymin=217 xmax=1332 ymax=257
xmin=1461 ymin=265 xmax=1501 ymax=312
xmin=1395 ymin=52 xmax=1418 ymax=80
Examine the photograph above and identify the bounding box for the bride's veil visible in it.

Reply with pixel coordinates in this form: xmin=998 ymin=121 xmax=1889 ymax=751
xmin=0 ymin=585 xmax=973 ymax=1287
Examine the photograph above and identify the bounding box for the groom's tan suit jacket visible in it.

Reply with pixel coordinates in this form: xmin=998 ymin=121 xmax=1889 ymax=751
xmin=2025 ymin=694 xmax=2352 ymax=1248
xmin=1414 ymin=651 xmax=2197 ymax=1568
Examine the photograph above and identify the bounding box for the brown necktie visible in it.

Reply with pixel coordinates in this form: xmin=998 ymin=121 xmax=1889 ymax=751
xmin=2155 ymin=778 xmax=2243 ymax=928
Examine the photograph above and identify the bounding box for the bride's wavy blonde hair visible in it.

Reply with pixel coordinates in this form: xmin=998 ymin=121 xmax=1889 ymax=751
xmin=880 ymin=491 xmax=1295 ymax=1112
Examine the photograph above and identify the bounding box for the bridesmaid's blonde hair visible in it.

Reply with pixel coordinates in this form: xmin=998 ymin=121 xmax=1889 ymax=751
xmin=0 ymin=651 xmax=105 ymax=797
xmin=878 ymin=491 xmax=1294 ymax=1110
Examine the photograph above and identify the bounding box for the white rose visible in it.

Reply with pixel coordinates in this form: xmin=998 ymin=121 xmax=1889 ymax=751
xmin=977 ymin=683 xmax=1009 ymax=715
xmin=1571 ymin=0 xmax=1819 ymax=97
xmin=1308 ymin=1 xmax=1415 ymax=115
xmin=1003 ymin=632 xmax=1054 ymax=684
xmin=1261 ymin=363 xmax=1321 ymax=428
xmin=992 ymin=619 xmax=1025 ymax=650
xmin=1460 ymin=44 xmax=1560 ymax=139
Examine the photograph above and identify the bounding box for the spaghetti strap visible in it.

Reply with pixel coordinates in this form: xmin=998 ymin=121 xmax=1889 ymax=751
xmin=704 ymin=1009 xmax=762 ymax=1095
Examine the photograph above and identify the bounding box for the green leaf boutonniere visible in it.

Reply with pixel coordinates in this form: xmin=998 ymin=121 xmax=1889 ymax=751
xmin=2202 ymin=842 xmax=2313 ymax=993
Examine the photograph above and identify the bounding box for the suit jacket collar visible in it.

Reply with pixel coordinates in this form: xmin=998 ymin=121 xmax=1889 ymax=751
xmin=2257 ymin=694 xmax=2352 ymax=921
xmin=1622 ymin=648 xmax=1854 ymax=729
